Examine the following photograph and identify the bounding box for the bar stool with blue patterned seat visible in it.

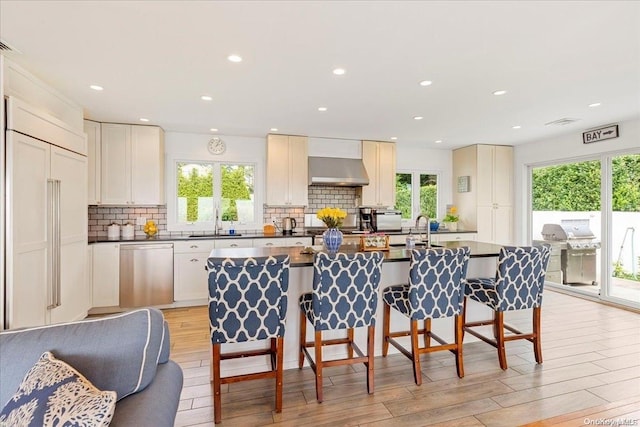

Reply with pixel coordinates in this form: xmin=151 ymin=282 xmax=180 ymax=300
xmin=382 ymin=247 xmax=471 ymax=385
xmin=299 ymin=251 xmax=384 ymax=403
xmin=207 ymin=255 xmax=290 ymax=424
xmin=463 ymin=245 xmax=550 ymax=370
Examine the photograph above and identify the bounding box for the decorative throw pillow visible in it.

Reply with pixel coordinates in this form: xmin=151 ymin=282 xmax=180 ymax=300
xmin=0 ymin=351 xmax=116 ymax=427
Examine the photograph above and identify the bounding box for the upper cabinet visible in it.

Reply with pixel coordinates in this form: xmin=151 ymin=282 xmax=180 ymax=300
xmin=84 ymin=120 xmax=101 ymax=205
xmin=360 ymin=140 xmax=396 ymax=207
xmin=100 ymin=123 xmax=165 ymax=205
xmin=452 ymin=144 xmax=513 ymax=244
xmin=266 ymin=134 xmax=308 ymax=206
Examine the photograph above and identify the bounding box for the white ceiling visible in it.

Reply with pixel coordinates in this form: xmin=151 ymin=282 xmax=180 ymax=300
xmin=1 ymin=1 xmax=639 ymax=149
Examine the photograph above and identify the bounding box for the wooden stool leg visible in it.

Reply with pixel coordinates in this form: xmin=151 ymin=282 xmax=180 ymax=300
xmin=461 ymin=296 xmax=468 ymax=341
xmin=347 ymin=328 xmax=354 ymax=359
xmin=275 ymin=336 xmax=284 ymax=413
xmin=424 ymin=318 xmax=431 ymax=348
xmin=533 ymin=306 xmax=543 ymax=364
xmin=410 ymin=319 xmax=422 ymax=385
xmin=314 ymin=330 xmax=324 ymax=403
xmin=382 ymin=303 xmax=390 ymax=357
xmin=299 ymin=309 xmax=306 ymax=369
xmin=367 ymin=325 xmax=375 ymax=394
xmin=495 ymin=311 xmax=508 ymax=370
xmin=212 ymin=343 xmax=222 ymax=424
xmin=270 ymin=337 xmax=277 ymax=371
xmin=454 ymin=314 xmax=464 ymax=378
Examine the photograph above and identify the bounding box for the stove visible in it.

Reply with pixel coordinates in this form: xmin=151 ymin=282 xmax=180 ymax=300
xmin=541 ymin=219 xmax=600 ymax=286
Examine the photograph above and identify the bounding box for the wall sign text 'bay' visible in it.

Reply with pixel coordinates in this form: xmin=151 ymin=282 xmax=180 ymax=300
xmin=582 ymin=124 xmax=619 ymax=144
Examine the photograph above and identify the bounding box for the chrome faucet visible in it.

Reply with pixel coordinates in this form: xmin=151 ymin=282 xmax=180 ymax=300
xmin=415 ymin=214 xmax=431 ymax=246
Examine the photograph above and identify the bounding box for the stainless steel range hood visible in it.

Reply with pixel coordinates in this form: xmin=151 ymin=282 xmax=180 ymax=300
xmin=308 ymin=156 xmax=369 ymax=186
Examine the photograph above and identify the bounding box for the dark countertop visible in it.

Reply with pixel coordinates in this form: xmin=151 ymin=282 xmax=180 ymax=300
xmin=88 ymin=228 xmax=478 ymax=244
xmin=206 ymin=240 xmax=501 ymax=267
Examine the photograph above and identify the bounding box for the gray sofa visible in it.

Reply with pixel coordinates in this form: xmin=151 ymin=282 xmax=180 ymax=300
xmin=0 ymin=308 xmax=183 ymax=426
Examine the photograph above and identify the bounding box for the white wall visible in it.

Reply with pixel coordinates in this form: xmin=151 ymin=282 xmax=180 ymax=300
xmin=514 ymin=117 xmax=640 ymax=244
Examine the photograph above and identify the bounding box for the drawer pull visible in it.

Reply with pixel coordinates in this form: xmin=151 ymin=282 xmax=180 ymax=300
xmin=230 ymin=244 xmax=238 ymax=247
xmin=266 ymin=243 xmax=274 ymax=246
xmin=190 ymin=258 xmax=200 ymax=262
xmin=190 ymin=245 xmax=199 ymax=249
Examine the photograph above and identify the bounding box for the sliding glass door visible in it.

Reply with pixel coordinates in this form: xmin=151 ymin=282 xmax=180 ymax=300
xmin=530 ymin=152 xmax=640 ymax=308
xmin=606 ymin=153 xmax=640 ymax=305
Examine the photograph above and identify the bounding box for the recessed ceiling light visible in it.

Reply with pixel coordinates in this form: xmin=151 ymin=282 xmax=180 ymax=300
xmin=270 ymin=128 xmax=278 ymax=132
xmin=227 ymin=54 xmax=242 ymax=63
xmin=333 ymin=68 xmax=346 ymax=75
xmin=413 ymin=116 xmax=423 ymax=120
xmin=589 ymin=102 xmax=601 ymax=107
xmin=210 ymin=128 xmax=218 ymax=132
xmin=435 ymin=140 xmax=443 ymax=144
xmin=493 ymin=90 xmax=507 ymax=96
xmin=318 ymin=107 xmax=328 ymax=112
xmin=201 ymin=95 xmax=212 ymax=101
xmin=89 ymin=85 xmax=103 ymax=91
xmin=139 ymin=118 xmax=150 ymax=122
xmin=512 ymin=125 xmax=521 ymax=129
xmin=419 ymin=80 xmax=432 ymax=86
xmin=390 ymin=137 xmax=397 ymax=140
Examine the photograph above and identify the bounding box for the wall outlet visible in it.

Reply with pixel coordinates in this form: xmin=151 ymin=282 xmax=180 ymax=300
xmin=272 ymin=216 xmax=278 ymax=224
xmin=136 ymin=217 xmax=147 ymax=226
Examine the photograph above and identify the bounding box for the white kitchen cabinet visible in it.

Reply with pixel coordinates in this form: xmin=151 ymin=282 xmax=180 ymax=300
xmin=266 ymin=134 xmax=308 ymax=206
xmin=174 ymin=252 xmax=209 ymax=301
xmin=100 ymin=123 xmax=165 ymax=205
xmin=453 ymin=144 xmax=513 ymax=245
xmin=91 ymin=243 xmax=120 ymax=308
xmin=84 ymin=120 xmax=101 ymax=205
xmin=360 ymin=140 xmax=396 ymax=207
xmin=215 ymin=238 xmax=253 ymax=249
xmin=433 ymin=233 xmax=477 ymax=243
xmin=173 ymin=240 xmax=215 ymax=302
xmin=253 ymin=237 xmax=313 ymax=248
xmin=5 ymin=111 xmax=88 ymax=329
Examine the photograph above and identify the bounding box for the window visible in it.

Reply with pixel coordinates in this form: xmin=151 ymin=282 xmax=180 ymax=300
xmin=173 ymin=161 xmax=256 ymax=229
xmin=395 ymin=172 xmax=438 ymax=220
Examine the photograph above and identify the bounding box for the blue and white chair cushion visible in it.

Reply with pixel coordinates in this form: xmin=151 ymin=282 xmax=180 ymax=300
xmin=383 ymin=247 xmax=470 ymax=320
xmin=465 ymin=245 xmax=551 ymax=312
xmin=208 ymin=255 xmax=290 ymax=344
xmin=300 ymin=252 xmax=384 ymax=331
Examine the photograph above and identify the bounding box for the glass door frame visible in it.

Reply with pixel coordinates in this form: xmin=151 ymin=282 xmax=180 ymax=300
xmin=525 ymin=148 xmax=640 ymax=310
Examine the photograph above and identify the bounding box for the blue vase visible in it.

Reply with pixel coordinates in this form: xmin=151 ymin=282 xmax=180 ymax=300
xmin=430 ymin=221 xmax=439 ymax=232
xmin=323 ymin=228 xmax=343 ymax=254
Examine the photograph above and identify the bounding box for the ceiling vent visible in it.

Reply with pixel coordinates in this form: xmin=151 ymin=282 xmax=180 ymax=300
xmin=0 ymin=39 xmax=20 ymax=53
xmin=545 ymin=117 xmax=580 ymax=126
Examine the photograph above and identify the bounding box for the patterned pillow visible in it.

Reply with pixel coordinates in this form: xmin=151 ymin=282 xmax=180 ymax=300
xmin=0 ymin=351 xmax=116 ymax=427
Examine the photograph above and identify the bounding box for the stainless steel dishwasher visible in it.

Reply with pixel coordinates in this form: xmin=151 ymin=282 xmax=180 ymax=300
xmin=120 ymin=243 xmax=174 ymax=307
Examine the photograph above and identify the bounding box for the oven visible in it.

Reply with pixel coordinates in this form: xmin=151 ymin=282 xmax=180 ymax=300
xmin=541 ymin=219 xmax=600 ymax=286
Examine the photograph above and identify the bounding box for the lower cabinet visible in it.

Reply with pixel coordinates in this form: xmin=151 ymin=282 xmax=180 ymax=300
xmin=433 ymin=233 xmax=477 ymax=243
xmin=174 ymin=252 xmax=210 ymax=301
xmin=91 ymin=243 xmax=120 ymax=308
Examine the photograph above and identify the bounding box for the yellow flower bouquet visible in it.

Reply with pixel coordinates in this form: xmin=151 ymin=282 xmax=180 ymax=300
xmin=443 ymin=206 xmax=459 ymax=223
xmin=316 ymin=207 xmax=347 ymax=229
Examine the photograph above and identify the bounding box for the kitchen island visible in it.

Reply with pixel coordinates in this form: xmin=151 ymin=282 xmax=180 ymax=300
xmin=209 ymin=241 xmax=502 ymax=376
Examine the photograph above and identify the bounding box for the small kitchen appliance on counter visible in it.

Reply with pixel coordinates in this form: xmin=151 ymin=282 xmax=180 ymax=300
xmin=282 ymin=217 xmax=297 ymax=235
xmin=371 ymin=209 xmax=402 ymax=232
xmin=359 ymin=207 xmax=374 ymax=231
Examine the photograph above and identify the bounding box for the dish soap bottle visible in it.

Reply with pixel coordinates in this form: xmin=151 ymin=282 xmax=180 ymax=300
xmin=229 ymin=221 xmax=235 ymax=235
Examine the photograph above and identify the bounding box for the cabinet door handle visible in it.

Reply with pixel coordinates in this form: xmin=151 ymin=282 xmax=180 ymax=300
xmin=230 ymin=244 xmax=238 ymax=247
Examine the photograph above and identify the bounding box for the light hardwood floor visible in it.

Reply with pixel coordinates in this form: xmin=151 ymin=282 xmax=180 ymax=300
xmin=164 ymin=290 xmax=640 ymax=426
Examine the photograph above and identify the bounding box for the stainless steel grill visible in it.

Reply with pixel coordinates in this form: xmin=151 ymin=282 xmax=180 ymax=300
xmin=541 ymin=219 xmax=600 ymax=286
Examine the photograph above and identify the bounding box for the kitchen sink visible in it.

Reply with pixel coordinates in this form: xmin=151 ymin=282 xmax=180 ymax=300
xmin=188 ymin=234 xmax=242 ymax=239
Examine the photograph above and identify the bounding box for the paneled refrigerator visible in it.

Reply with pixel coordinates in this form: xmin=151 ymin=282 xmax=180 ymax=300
xmin=3 ymin=97 xmax=88 ymax=329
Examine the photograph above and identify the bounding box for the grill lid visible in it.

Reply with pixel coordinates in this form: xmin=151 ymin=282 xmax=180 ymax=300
xmin=542 ymin=219 xmax=596 ymax=241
